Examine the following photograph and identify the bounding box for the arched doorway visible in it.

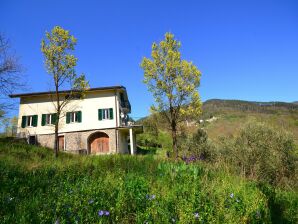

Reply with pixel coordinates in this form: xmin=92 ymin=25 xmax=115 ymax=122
xmin=88 ymin=132 xmax=109 ymax=154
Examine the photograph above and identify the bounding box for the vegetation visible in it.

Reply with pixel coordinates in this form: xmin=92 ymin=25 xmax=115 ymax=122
xmin=141 ymin=32 xmax=202 ymax=158
xmin=0 ymin=33 xmax=25 ymax=117
xmin=135 ymin=102 xmax=298 ymax=222
xmin=2 ymin=137 xmax=297 ymax=223
xmin=41 ymin=26 xmax=89 ymax=157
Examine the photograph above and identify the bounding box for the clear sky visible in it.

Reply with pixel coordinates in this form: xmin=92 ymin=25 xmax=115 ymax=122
xmin=1 ymin=0 xmax=297 ymax=119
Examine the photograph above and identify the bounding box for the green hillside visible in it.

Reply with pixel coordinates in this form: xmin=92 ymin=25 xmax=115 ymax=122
xmin=137 ymin=99 xmax=298 ymax=145
xmin=0 ymin=138 xmax=297 ymax=223
xmin=201 ymin=99 xmax=298 ymax=144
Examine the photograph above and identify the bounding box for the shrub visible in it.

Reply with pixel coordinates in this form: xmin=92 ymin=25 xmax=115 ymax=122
xmin=219 ymin=121 xmax=297 ymax=187
xmin=179 ymin=128 xmax=216 ymax=162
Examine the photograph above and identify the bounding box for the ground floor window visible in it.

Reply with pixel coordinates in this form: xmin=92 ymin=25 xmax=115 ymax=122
xmin=28 ymin=135 xmax=36 ymax=145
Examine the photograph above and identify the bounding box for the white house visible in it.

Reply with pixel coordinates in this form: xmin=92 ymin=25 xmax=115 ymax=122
xmin=9 ymin=86 xmax=143 ymax=155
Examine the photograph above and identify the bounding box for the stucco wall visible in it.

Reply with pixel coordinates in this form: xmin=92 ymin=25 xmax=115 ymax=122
xmin=16 ymin=89 xmax=126 ymax=136
xmin=118 ymin=131 xmax=129 ymax=154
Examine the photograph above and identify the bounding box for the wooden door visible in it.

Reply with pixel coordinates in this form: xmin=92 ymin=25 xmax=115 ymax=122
xmin=90 ymin=133 xmax=109 ymax=154
xmin=58 ymin=136 xmax=64 ymax=151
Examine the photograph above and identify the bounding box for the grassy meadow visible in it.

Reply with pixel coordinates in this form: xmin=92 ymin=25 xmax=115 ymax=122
xmin=0 ymin=137 xmax=297 ymax=223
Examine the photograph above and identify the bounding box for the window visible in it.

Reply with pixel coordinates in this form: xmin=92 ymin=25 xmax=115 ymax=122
xmin=70 ymin=112 xmax=78 ymax=123
xmin=41 ymin=113 xmax=57 ymax=126
xmin=21 ymin=115 xmax=38 ymax=128
xmin=28 ymin=135 xmax=36 ymax=145
xmin=66 ymin=111 xmax=82 ymax=124
xmin=46 ymin=114 xmax=51 ymax=124
xmin=26 ymin=116 xmax=33 ymax=127
xmin=98 ymin=108 xmax=113 ymax=120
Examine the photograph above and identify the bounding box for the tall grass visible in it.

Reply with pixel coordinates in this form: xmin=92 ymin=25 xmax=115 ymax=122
xmin=0 ymin=138 xmax=277 ymax=223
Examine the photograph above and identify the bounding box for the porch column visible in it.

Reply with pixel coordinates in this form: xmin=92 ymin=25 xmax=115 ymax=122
xmin=129 ymin=128 xmax=134 ymax=155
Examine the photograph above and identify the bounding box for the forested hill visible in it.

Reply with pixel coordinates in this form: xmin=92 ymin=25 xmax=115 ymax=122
xmin=201 ymin=99 xmax=298 ymax=118
xmin=136 ymin=99 xmax=298 ymax=144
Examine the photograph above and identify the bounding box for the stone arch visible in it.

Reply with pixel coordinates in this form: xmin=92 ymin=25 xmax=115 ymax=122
xmin=88 ymin=132 xmax=109 ymax=154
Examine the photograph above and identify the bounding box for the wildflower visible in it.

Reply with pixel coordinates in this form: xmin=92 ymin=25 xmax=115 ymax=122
xmin=230 ymin=193 xmax=234 ymax=198
xmin=171 ymin=218 xmax=176 ymax=222
xmin=146 ymin=194 xmax=156 ymax=200
xmin=54 ymin=219 xmax=60 ymax=224
xmin=194 ymin=212 xmax=200 ymax=219
xmin=105 ymin=211 xmax=110 ymax=216
xmin=98 ymin=210 xmax=104 ymax=216
xmin=88 ymin=199 xmax=94 ymax=204
xmin=236 ymin=198 xmax=240 ymax=203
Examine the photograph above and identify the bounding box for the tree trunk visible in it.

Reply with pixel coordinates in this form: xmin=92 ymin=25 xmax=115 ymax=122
xmin=54 ymin=82 xmax=60 ymax=158
xmin=171 ymin=120 xmax=178 ymax=158
xmin=54 ymin=123 xmax=59 ymax=158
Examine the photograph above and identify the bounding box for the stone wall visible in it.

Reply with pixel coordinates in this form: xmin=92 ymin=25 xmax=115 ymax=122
xmin=38 ymin=134 xmax=55 ymax=149
xmin=37 ymin=129 xmax=118 ymax=154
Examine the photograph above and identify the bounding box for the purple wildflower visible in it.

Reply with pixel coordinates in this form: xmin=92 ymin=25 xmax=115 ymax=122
xmin=230 ymin=193 xmax=234 ymax=198
xmin=105 ymin=211 xmax=110 ymax=216
xmin=88 ymin=199 xmax=94 ymax=204
xmin=98 ymin=210 xmax=104 ymax=216
xmin=151 ymin=194 xmax=156 ymax=199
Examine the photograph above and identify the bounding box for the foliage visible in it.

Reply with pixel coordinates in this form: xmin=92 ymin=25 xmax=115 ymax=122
xmin=141 ymin=32 xmax=202 ymax=157
xmin=218 ymin=121 xmax=298 ymax=187
xmin=41 ymin=26 xmax=89 ymax=157
xmin=179 ymin=128 xmax=216 ymax=162
xmin=0 ymin=116 xmax=17 ymax=137
xmin=0 ymin=138 xmax=288 ymax=223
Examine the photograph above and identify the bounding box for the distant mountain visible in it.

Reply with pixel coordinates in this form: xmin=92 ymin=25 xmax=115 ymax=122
xmin=293 ymin=101 xmax=298 ymax=105
xmin=201 ymin=99 xmax=298 ymax=119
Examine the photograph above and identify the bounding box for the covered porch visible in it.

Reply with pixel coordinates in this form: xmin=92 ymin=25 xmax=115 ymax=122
xmin=118 ymin=125 xmax=143 ymax=155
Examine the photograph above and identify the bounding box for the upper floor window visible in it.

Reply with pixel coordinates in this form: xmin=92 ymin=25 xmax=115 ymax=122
xmin=21 ymin=115 xmax=38 ymax=128
xmin=98 ymin=108 xmax=113 ymax=120
xmin=27 ymin=116 xmax=33 ymax=127
xmin=66 ymin=111 xmax=82 ymax=124
xmin=41 ymin=113 xmax=57 ymax=126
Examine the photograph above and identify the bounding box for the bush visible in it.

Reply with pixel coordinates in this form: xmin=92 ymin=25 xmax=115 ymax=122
xmin=179 ymin=128 xmax=216 ymax=162
xmin=219 ymin=121 xmax=297 ymax=187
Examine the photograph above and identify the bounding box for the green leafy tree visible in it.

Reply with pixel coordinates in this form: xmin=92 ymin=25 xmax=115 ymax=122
xmin=141 ymin=33 xmax=202 ymax=158
xmin=41 ymin=26 xmax=89 ymax=157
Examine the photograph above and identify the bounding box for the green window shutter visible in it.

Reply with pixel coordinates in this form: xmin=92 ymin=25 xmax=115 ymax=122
xmin=66 ymin=112 xmax=70 ymax=124
xmin=77 ymin=111 xmax=82 ymax=123
xmin=98 ymin=109 xmax=102 ymax=120
xmin=51 ymin=113 xmax=57 ymax=125
xmin=21 ymin=116 xmax=27 ymax=128
xmin=32 ymin=115 xmax=38 ymax=127
xmin=109 ymin=108 xmax=113 ymax=120
xmin=41 ymin=114 xmax=46 ymax=126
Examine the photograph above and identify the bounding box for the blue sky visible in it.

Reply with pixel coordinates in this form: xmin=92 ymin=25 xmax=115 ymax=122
xmin=1 ymin=0 xmax=297 ymax=119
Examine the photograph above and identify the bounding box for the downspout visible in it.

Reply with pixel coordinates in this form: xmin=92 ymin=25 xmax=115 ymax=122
xmin=114 ymin=89 xmax=118 ymax=153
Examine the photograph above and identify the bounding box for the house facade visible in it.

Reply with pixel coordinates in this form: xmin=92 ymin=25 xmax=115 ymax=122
xmin=10 ymin=86 xmax=143 ymax=155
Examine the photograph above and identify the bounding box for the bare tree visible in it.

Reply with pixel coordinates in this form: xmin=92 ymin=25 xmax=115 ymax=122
xmin=0 ymin=33 xmax=25 ymax=112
